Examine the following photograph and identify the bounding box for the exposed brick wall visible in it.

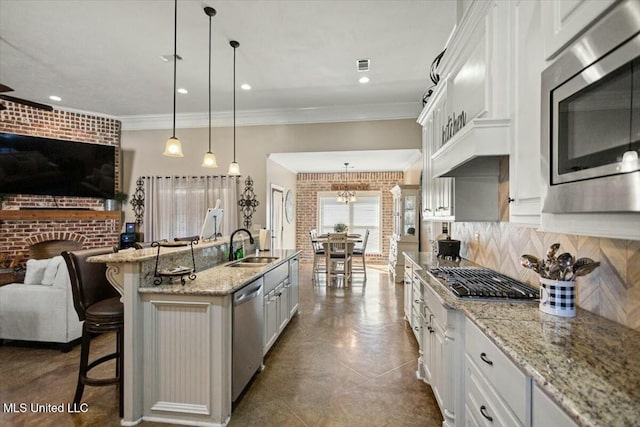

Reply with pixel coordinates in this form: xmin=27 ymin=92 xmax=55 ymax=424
xmin=295 ymin=171 xmax=403 ymax=264
xmin=0 ymin=100 xmax=121 ymax=265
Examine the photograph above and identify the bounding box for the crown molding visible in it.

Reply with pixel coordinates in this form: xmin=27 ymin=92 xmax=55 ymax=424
xmin=119 ymin=102 xmax=422 ymax=131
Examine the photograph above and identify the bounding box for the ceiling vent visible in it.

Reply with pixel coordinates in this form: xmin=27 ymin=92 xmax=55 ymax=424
xmin=357 ymin=59 xmax=370 ymax=72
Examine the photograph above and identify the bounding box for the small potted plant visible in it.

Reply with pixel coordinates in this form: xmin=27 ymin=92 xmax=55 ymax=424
xmin=334 ymin=223 xmax=348 ymax=233
xmin=104 ymin=191 xmax=128 ymax=211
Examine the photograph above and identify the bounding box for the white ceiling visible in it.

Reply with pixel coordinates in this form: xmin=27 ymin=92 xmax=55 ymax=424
xmin=0 ymin=0 xmax=457 ymax=122
xmin=269 ymin=149 xmax=422 ymax=173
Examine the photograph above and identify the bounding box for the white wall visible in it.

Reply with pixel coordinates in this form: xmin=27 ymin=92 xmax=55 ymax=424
xmin=265 ymin=158 xmax=297 ymax=248
xmin=120 ymin=119 xmax=422 ymax=231
xmin=403 ymin=156 xmax=422 ymax=185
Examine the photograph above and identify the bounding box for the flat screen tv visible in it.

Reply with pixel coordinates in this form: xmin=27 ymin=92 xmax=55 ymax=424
xmin=0 ymin=132 xmax=116 ymax=199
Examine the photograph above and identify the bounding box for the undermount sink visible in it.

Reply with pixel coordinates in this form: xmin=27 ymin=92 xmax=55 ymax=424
xmin=225 ymin=256 xmax=279 ymax=267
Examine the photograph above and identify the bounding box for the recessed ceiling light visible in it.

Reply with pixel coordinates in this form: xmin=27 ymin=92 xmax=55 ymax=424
xmin=49 ymin=95 xmax=62 ymax=102
xmin=359 ymin=76 xmax=370 ymax=84
xmin=241 ymin=83 xmax=251 ymax=90
xmin=177 ymin=88 xmax=188 ymax=94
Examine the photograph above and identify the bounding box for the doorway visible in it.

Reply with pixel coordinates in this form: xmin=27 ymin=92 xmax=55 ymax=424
xmin=270 ymin=185 xmax=284 ymax=251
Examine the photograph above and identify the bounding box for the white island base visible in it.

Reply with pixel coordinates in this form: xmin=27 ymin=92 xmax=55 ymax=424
xmin=90 ymin=243 xmax=300 ymax=426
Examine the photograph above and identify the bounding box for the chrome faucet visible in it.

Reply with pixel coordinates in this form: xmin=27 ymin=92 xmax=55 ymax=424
xmin=228 ymin=228 xmax=255 ymax=261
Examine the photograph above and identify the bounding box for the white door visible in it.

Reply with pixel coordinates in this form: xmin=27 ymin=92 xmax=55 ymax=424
xmin=270 ymin=185 xmax=284 ymax=251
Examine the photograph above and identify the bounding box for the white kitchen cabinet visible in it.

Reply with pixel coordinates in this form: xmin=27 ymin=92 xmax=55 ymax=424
xmin=264 ymin=289 xmax=279 ymax=353
xmin=277 ymin=282 xmax=289 ymax=331
xmin=404 ymin=262 xmax=413 ymax=322
xmin=263 ymin=261 xmax=296 ymax=355
xmin=507 ymin=0 xmax=544 ymax=226
xmin=532 ymin=383 xmax=578 ymax=427
xmin=388 ymin=185 xmax=419 ymax=282
xmin=465 ymin=318 xmax=531 ymax=427
xmin=408 ymin=264 xmax=463 ymax=427
xmin=421 ymin=86 xmax=455 ymax=222
xmin=288 ymin=256 xmax=299 ymax=317
xmin=418 ymin=1 xmax=509 ymax=224
xmin=541 ymin=0 xmax=616 ymax=60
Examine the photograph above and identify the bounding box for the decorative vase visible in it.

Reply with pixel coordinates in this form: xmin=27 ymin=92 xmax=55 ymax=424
xmin=539 ymin=278 xmax=576 ymax=317
xmin=103 ymin=199 xmax=119 ymax=211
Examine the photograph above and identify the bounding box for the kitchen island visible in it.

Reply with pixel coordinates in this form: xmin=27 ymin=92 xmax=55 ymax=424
xmin=403 ymin=251 xmax=640 ymax=427
xmin=90 ymin=239 xmax=301 ymax=426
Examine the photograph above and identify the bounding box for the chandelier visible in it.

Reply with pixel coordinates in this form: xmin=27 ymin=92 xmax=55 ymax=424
xmin=336 ymin=162 xmax=356 ymax=204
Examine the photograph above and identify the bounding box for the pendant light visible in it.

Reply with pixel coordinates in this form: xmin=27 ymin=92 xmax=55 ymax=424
xmin=228 ymin=40 xmax=241 ymax=176
xmin=163 ymin=0 xmax=184 ymax=157
xmin=201 ymin=6 xmax=218 ymax=168
xmin=337 ymin=162 xmax=356 ymax=204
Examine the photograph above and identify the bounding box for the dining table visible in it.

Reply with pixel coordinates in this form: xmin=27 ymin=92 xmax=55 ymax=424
xmin=311 ymin=234 xmax=362 ymax=280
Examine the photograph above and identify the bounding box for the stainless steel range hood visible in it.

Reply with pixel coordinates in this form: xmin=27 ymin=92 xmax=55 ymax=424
xmin=431 ymin=118 xmax=510 ymax=178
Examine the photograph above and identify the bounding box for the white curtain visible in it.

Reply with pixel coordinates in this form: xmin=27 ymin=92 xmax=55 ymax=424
xmin=142 ymin=176 xmax=239 ymax=242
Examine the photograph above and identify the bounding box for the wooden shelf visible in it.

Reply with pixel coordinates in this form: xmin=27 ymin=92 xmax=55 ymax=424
xmin=0 ymin=209 xmax=121 ymax=221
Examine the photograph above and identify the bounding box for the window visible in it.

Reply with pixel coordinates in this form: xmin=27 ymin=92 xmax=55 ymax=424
xmin=318 ymin=191 xmax=381 ymax=254
xmin=142 ymin=176 xmax=239 ymax=242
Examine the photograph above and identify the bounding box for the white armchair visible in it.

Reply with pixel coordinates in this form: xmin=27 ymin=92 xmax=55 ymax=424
xmin=0 ymin=255 xmax=82 ymax=350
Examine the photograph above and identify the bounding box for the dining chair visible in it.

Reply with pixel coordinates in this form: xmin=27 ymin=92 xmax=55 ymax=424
xmin=325 ymin=232 xmax=352 ymax=285
xmin=309 ymin=229 xmax=325 ymax=281
xmin=352 ymin=229 xmax=370 ymax=279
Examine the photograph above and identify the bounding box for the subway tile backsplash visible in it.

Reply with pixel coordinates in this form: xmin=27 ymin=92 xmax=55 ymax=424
xmin=452 ymin=222 xmax=640 ymax=332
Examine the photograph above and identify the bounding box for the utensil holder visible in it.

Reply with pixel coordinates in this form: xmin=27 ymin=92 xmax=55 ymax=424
xmin=539 ymin=278 xmax=576 ymax=317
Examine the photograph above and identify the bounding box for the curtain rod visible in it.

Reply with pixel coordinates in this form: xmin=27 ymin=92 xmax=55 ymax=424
xmin=139 ymin=175 xmax=242 ymax=179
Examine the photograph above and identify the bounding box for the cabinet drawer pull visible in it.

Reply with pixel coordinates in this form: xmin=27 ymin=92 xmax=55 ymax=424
xmin=480 ymin=352 xmax=493 ymax=365
xmin=480 ymin=405 xmax=493 ymax=422
xmin=428 ymin=326 xmax=434 ymax=333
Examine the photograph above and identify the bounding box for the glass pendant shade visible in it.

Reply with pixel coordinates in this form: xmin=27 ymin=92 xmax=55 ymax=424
xmin=229 ymin=40 xmax=241 ymax=176
xmin=228 ymin=161 xmax=241 ymax=176
xmin=202 ymin=151 xmax=218 ymax=167
xmin=164 ymin=136 xmax=184 ymax=157
xmin=164 ymin=0 xmax=183 ymax=157
xmin=202 ymin=6 xmax=218 ymax=169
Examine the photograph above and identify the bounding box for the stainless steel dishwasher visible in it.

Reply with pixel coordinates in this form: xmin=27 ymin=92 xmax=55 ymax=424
xmin=232 ymin=277 xmax=264 ymax=401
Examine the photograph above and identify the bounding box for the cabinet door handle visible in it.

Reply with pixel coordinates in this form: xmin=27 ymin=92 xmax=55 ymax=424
xmin=414 ymin=326 xmax=421 ymax=332
xmin=480 ymin=405 xmax=493 ymax=422
xmin=428 ymin=326 xmax=434 ymax=333
xmin=480 ymin=352 xmax=493 ymax=366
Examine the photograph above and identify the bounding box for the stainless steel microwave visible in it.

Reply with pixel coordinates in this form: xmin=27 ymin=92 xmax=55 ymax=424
xmin=541 ymin=0 xmax=640 ymax=213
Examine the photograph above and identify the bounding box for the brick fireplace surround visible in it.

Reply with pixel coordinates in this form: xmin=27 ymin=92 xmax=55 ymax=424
xmin=0 ymin=100 xmax=122 ymax=266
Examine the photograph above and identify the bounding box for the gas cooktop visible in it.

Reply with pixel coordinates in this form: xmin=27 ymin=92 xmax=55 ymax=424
xmin=430 ymin=267 xmax=539 ymax=300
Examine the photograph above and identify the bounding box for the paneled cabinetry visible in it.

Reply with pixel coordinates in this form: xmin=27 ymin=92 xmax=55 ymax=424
xmin=507 ymin=0 xmax=544 ymax=225
xmin=465 ymin=319 xmax=530 ymax=426
xmin=541 ymin=0 xmax=615 ymax=60
xmin=388 ymin=185 xmax=419 ymax=282
xmin=531 ymin=383 xmax=578 ymax=427
xmin=418 ymin=0 xmax=508 ymax=224
xmin=404 ymin=255 xmax=463 ymax=427
xmin=263 ymin=257 xmax=299 ymax=355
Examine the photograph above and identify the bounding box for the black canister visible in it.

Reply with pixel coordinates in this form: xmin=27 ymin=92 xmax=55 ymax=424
xmin=437 ymin=236 xmax=461 ymax=260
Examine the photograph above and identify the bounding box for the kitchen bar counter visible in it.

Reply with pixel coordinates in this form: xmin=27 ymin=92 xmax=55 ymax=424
xmin=91 ymin=245 xmax=299 ymax=296
xmin=89 ymin=240 xmax=300 ymax=426
xmin=404 ymin=251 xmax=640 ymax=427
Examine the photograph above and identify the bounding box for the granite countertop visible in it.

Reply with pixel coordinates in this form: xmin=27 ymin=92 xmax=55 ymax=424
xmin=88 ymin=238 xmax=232 ymax=263
xmin=403 ymin=251 xmax=640 ymax=427
xmin=137 ymin=249 xmax=300 ymax=297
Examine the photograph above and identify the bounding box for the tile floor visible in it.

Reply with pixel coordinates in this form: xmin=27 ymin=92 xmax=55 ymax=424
xmin=0 ymin=264 xmax=442 ymax=426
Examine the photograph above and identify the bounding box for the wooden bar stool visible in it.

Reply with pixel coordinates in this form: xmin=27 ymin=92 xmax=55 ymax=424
xmin=62 ymin=247 xmax=123 ymax=418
